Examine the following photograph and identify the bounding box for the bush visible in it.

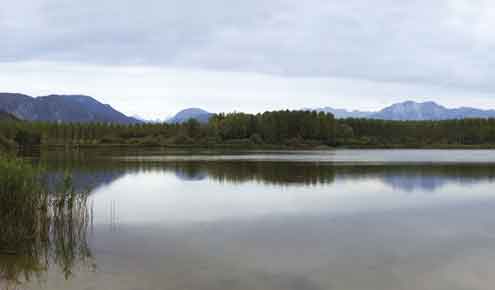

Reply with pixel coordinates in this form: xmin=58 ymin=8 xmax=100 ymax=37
xmin=285 ymin=137 xmax=304 ymax=147
xmin=173 ymin=135 xmax=195 ymax=145
xmin=13 ymin=129 xmax=41 ymax=146
xmin=138 ymin=136 xmax=162 ymax=146
xmin=225 ymin=138 xmax=253 ymax=146
xmin=250 ymin=133 xmax=264 ymax=144
xmin=99 ymin=135 xmax=123 ymax=144
xmin=0 ymin=135 xmax=15 ymax=151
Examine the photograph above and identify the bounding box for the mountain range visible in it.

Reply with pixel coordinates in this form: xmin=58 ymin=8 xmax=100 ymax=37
xmin=177 ymin=101 xmax=495 ymax=122
xmin=2 ymin=92 xmax=495 ymax=123
xmin=0 ymin=93 xmax=141 ymax=124
xmin=308 ymin=107 xmax=373 ymax=118
xmin=312 ymin=101 xmax=495 ymax=120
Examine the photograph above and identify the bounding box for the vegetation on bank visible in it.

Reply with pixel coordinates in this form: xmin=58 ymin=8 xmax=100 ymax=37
xmin=0 ymin=154 xmax=92 ymax=287
xmin=3 ymin=109 xmax=495 ymax=148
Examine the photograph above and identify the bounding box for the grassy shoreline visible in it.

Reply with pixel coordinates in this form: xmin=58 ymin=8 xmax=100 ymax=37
xmin=38 ymin=143 xmax=495 ymax=150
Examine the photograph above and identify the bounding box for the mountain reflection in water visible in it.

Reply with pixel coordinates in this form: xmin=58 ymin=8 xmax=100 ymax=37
xmin=41 ymin=159 xmax=495 ymax=193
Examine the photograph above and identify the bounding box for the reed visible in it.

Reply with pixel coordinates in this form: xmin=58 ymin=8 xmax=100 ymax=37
xmin=0 ymin=154 xmax=92 ymax=287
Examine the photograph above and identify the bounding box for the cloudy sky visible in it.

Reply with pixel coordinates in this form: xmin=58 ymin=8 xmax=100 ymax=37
xmin=2 ymin=0 xmax=495 ymax=118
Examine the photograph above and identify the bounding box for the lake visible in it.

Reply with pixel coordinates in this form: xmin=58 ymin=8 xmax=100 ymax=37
xmin=4 ymin=149 xmax=495 ymax=290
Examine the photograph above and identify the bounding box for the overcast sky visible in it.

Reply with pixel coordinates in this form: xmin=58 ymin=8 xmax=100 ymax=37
xmin=2 ymin=0 xmax=495 ymax=118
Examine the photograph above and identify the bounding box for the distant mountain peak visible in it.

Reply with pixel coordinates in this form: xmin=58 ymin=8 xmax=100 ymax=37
xmin=40 ymin=94 xmax=102 ymax=105
xmin=0 ymin=93 xmax=141 ymax=124
xmin=309 ymin=106 xmax=373 ymax=118
xmin=176 ymin=108 xmax=210 ymax=115
xmin=387 ymin=100 xmax=444 ymax=107
xmin=132 ymin=115 xmax=166 ymax=123
xmin=309 ymin=100 xmax=495 ymax=120
xmin=168 ymin=108 xmax=213 ymax=124
xmin=372 ymin=101 xmax=448 ymax=120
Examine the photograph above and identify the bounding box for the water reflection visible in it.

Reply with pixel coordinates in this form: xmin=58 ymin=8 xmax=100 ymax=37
xmin=41 ymin=159 xmax=495 ymax=193
xmin=36 ymin=158 xmax=495 ymax=226
xmin=9 ymin=150 xmax=495 ymax=290
xmin=0 ymin=182 xmax=93 ymax=289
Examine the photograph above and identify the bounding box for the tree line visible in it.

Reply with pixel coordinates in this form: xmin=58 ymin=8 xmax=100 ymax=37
xmin=0 ymin=110 xmax=336 ymax=148
xmin=337 ymin=118 xmax=495 ymax=146
xmin=3 ymin=110 xmax=495 ymax=148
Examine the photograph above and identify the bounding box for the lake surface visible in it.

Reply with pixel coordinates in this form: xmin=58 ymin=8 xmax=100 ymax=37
xmin=5 ymin=149 xmax=495 ymax=290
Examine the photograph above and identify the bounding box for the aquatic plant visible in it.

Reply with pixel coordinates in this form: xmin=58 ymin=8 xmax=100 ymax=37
xmin=0 ymin=155 xmax=93 ymax=288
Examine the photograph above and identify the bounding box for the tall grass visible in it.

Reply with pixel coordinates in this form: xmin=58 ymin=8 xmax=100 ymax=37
xmin=0 ymin=154 xmax=92 ymax=288
xmin=0 ymin=155 xmax=44 ymax=253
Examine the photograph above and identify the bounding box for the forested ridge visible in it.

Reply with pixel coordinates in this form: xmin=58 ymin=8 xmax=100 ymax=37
xmin=2 ymin=110 xmax=495 ymax=149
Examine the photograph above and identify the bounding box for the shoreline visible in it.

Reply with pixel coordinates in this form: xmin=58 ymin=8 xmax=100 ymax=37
xmin=34 ymin=143 xmax=495 ymax=151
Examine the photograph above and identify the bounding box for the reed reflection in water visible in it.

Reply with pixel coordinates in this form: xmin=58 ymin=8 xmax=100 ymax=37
xmin=0 ymin=174 xmax=94 ymax=289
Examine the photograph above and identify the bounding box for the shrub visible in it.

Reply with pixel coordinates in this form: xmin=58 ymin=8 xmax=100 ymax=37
xmin=173 ymin=135 xmax=195 ymax=145
xmin=139 ymin=137 xmax=162 ymax=147
xmin=0 ymin=135 xmax=15 ymax=151
xmin=99 ymin=135 xmax=123 ymax=144
xmin=250 ymin=133 xmax=264 ymax=144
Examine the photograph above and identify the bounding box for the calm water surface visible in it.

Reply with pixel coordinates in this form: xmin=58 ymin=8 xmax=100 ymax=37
xmin=5 ymin=149 xmax=495 ymax=290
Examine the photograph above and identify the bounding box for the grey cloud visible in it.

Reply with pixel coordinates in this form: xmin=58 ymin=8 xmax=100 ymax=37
xmin=2 ymin=0 xmax=495 ymax=92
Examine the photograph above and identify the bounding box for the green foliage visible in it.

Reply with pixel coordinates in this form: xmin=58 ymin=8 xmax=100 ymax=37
xmin=0 ymin=119 xmax=41 ymax=151
xmin=0 ymin=155 xmax=43 ymax=218
xmin=250 ymin=133 xmax=264 ymax=145
xmin=14 ymin=129 xmax=41 ymax=146
xmin=172 ymin=134 xmax=195 ymax=145
xmin=0 ymin=110 xmax=335 ymax=147
xmin=338 ymin=118 xmax=495 ymax=147
xmin=184 ymin=118 xmax=201 ymax=138
xmin=0 ymin=155 xmax=92 ymax=286
xmin=4 ymin=110 xmax=495 ymax=148
xmin=210 ymin=110 xmax=336 ymax=145
xmin=0 ymin=135 xmax=15 ymax=152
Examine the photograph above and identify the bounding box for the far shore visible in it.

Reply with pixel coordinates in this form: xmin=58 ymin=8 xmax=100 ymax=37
xmin=34 ymin=143 xmax=495 ymax=151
